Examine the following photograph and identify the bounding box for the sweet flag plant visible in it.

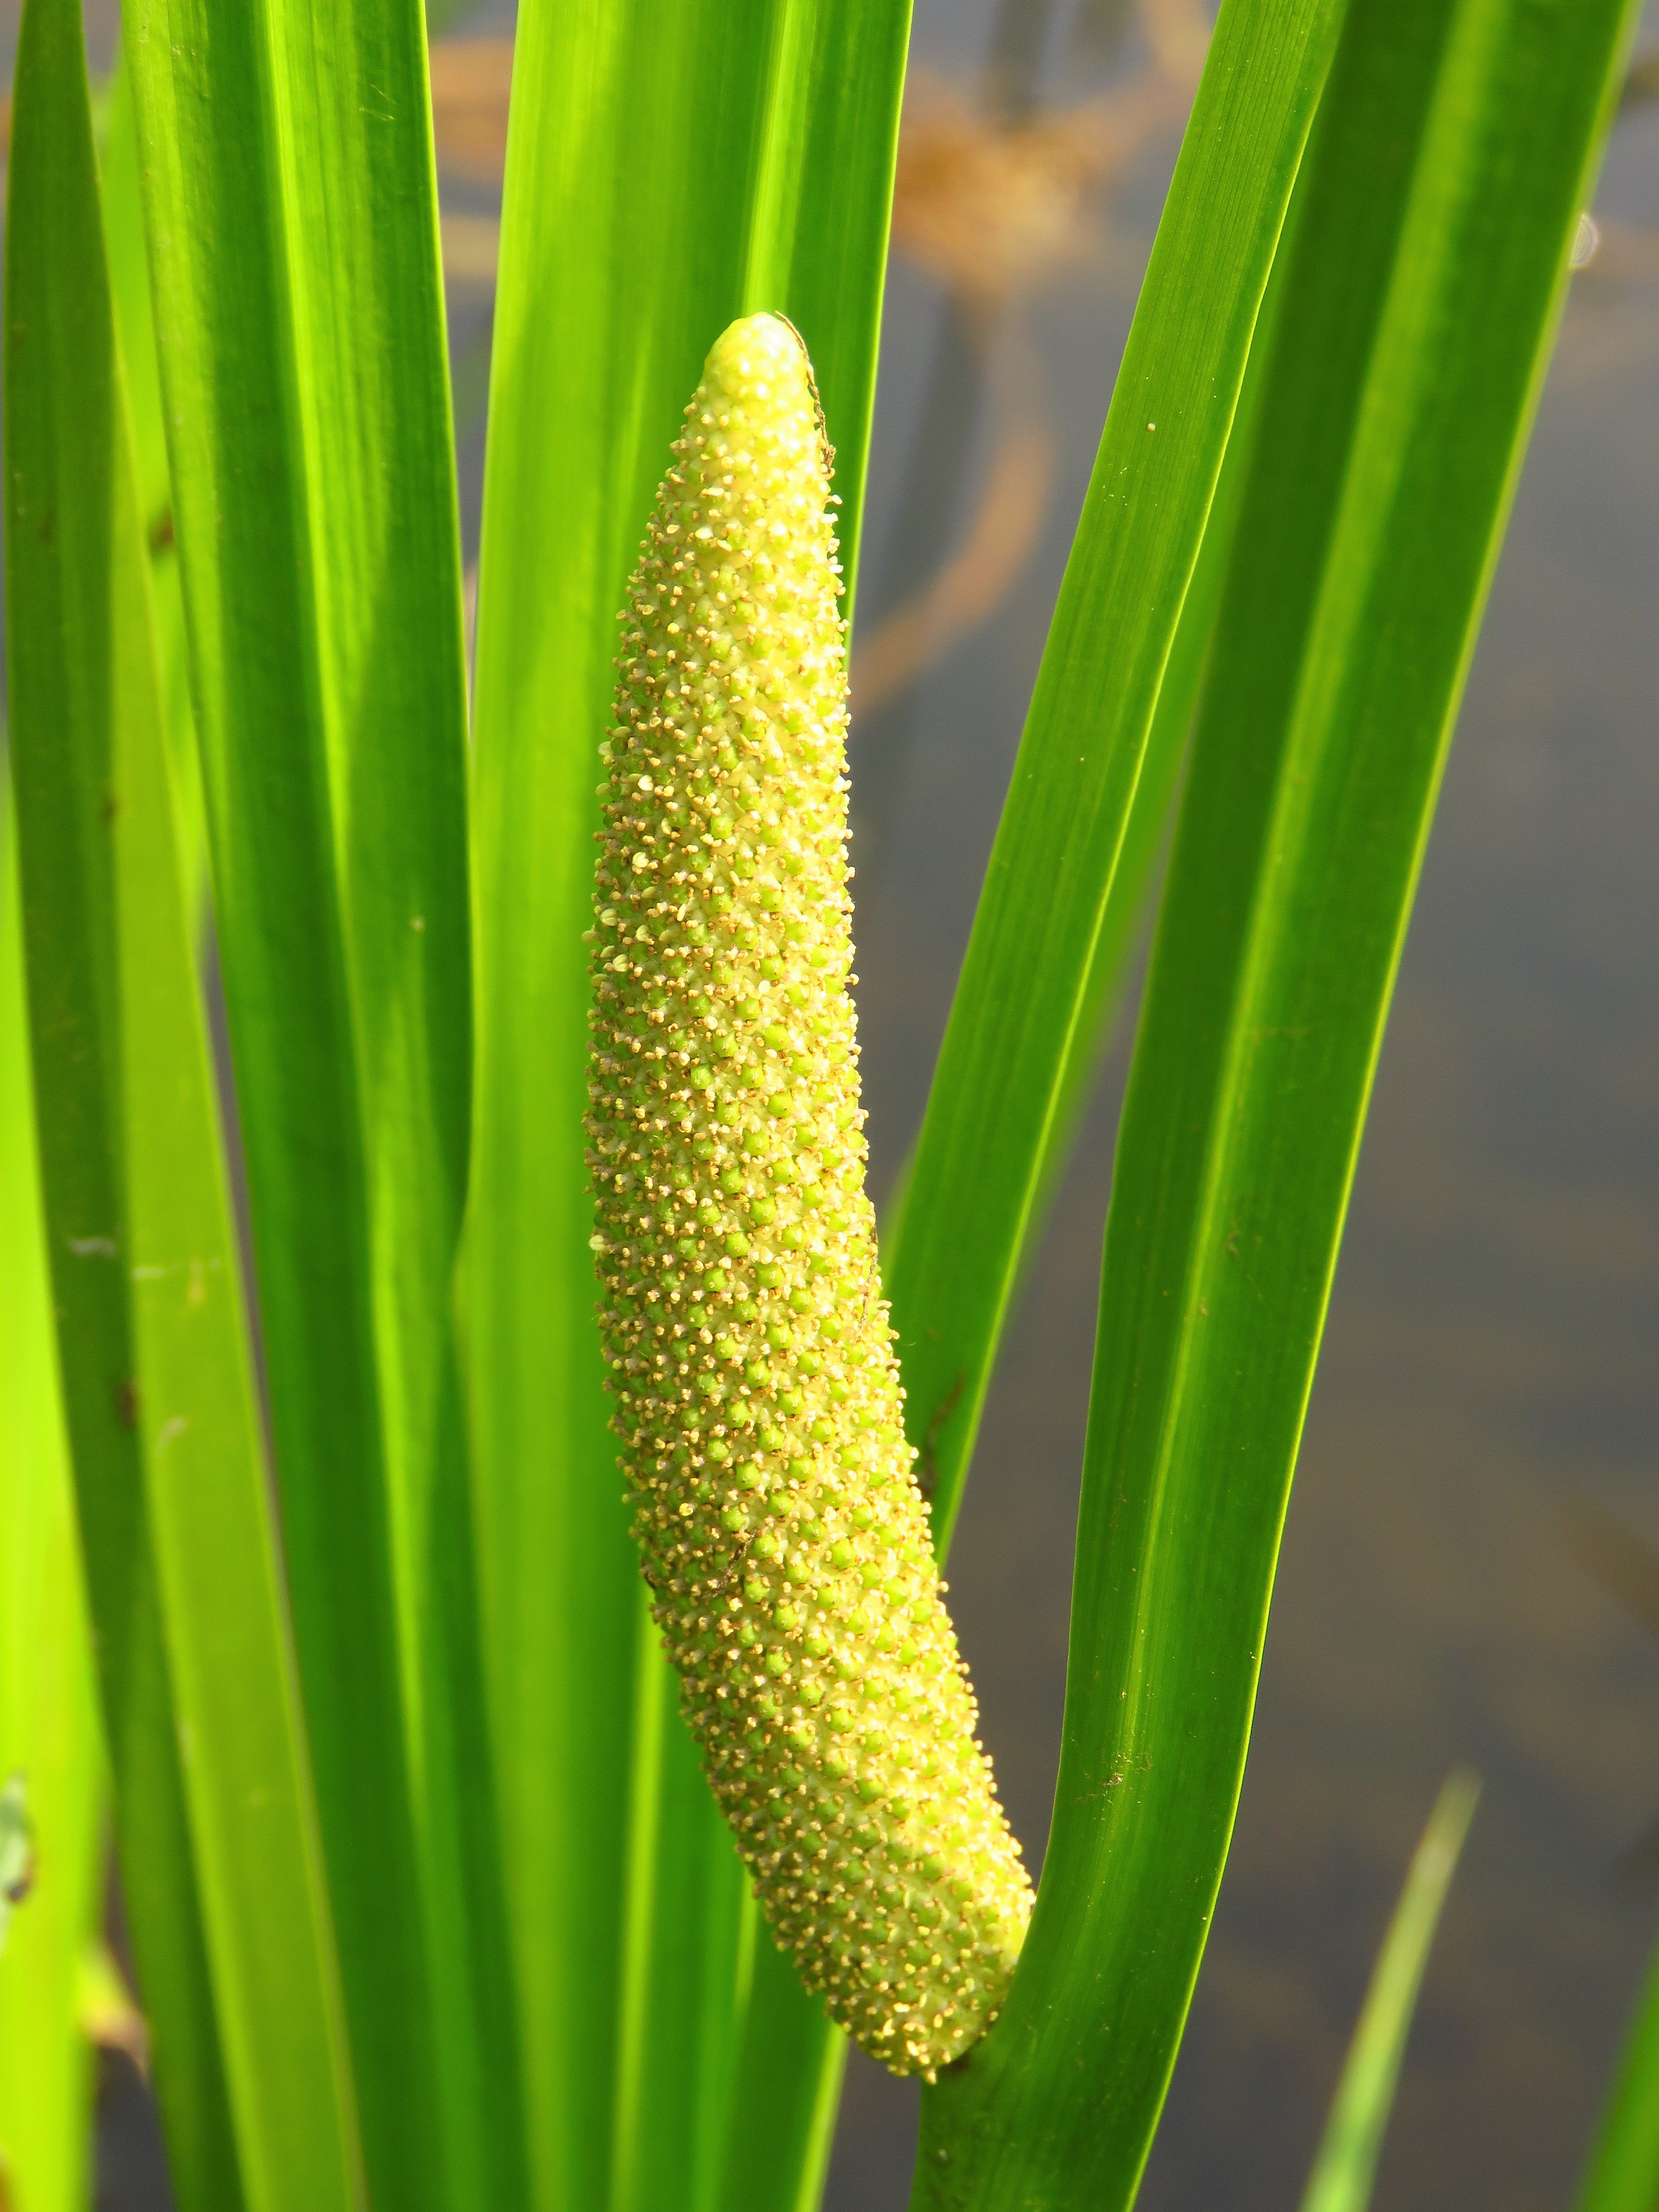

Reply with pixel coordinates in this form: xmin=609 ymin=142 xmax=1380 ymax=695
xmin=1 ymin=0 xmax=1647 ymax=2208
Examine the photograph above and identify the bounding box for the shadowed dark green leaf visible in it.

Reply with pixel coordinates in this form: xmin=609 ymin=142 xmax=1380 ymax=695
xmin=467 ymin=6 xmax=910 ymax=2205
xmin=123 ymin=1 xmax=517 ymax=2202
xmin=4 ymin=6 xmax=362 ymax=2207
xmin=914 ymin=0 xmax=1638 ymax=2201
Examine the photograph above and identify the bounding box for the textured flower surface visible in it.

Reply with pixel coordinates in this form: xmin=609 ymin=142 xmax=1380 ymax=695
xmin=586 ymin=313 xmax=1032 ymax=2076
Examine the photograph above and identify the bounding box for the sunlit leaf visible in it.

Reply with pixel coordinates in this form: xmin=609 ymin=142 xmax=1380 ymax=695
xmin=1299 ymin=1774 xmax=1480 ymax=2212
xmin=5 ymin=5 xmax=362 ymax=2205
xmin=914 ymin=0 xmax=1638 ymax=2201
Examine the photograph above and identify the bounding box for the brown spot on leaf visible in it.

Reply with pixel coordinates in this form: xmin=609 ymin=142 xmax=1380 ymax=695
xmin=917 ymin=1368 xmax=966 ymax=1503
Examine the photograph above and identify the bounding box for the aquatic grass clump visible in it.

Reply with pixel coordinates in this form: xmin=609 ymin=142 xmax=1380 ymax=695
xmin=585 ymin=313 xmax=1033 ymax=2076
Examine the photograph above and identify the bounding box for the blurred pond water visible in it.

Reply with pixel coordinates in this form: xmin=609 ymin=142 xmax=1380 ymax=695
xmin=12 ymin=2 xmax=1659 ymax=2208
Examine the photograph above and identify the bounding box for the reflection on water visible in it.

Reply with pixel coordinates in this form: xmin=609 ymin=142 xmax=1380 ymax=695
xmin=831 ymin=3 xmax=1659 ymax=2207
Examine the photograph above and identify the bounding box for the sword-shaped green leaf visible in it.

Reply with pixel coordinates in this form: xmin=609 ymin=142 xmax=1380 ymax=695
xmin=914 ymin=0 xmax=1638 ymax=2200
xmin=123 ymin=0 xmax=515 ymax=2201
xmin=0 ymin=796 xmax=103 ymax=2212
xmin=3 ymin=7 xmax=361 ymax=2208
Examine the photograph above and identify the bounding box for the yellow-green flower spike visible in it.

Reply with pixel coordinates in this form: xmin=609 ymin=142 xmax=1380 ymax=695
xmin=586 ymin=313 xmax=1033 ymax=2078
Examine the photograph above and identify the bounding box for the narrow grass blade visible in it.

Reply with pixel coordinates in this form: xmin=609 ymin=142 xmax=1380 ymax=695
xmin=124 ymin=0 xmax=516 ymax=2200
xmin=885 ymin=0 xmax=1346 ymax=1556
xmin=4 ymin=6 xmax=363 ymax=2208
xmin=468 ymin=5 xmax=909 ymax=2204
xmin=914 ymin=0 xmax=1639 ymax=2202
xmin=1574 ymin=1926 xmax=1659 ymax=2212
xmin=1300 ymin=1773 xmax=1480 ymax=2212
xmin=0 ymin=798 xmax=103 ymax=2212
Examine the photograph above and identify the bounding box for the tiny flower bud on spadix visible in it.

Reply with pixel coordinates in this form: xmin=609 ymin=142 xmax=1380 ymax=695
xmin=586 ymin=314 xmax=1033 ymax=2077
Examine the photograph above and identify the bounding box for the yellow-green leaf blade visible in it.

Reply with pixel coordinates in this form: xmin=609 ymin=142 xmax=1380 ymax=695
xmin=0 ymin=796 xmax=103 ymax=2212
xmin=124 ymin=0 xmax=516 ymax=2200
xmin=1300 ymin=1774 xmax=1480 ymax=2212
